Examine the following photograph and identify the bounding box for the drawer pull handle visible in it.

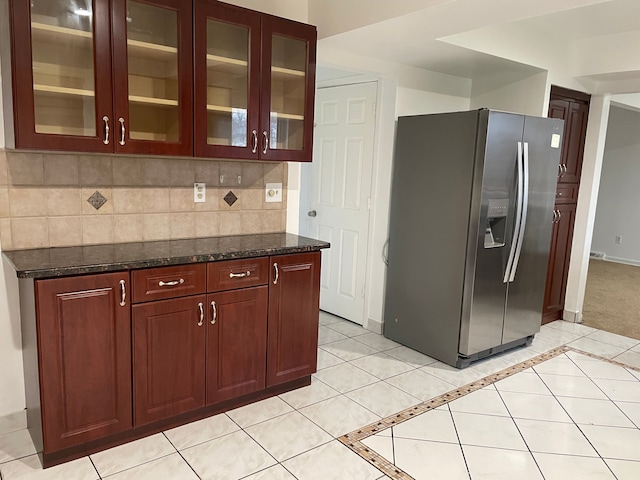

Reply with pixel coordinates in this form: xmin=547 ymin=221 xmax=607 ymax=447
xmin=119 ymin=117 xmax=126 ymax=146
xmin=273 ymin=263 xmax=279 ymax=285
xmin=263 ymin=131 xmax=269 ymax=154
xmin=229 ymin=271 xmax=250 ymax=279
xmin=211 ymin=301 xmax=217 ymax=325
xmin=158 ymin=278 xmax=185 ymax=287
xmin=103 ymin=116 xmax=110 ymax=145
xmin=198 ymin=302 xmax=204 ymax=327
xmin=251 ymin=130 xmax=258 ymax=154
xmin=119 ymin=280 xmax=126 ymax=306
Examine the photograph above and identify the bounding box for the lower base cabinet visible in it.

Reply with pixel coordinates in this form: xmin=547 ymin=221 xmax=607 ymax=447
xmin=24 ymin=251 xmax=321 ymax=467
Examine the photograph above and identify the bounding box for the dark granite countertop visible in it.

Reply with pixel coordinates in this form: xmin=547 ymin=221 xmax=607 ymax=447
xmin=3 ymin=233 xmax=330 ymax=279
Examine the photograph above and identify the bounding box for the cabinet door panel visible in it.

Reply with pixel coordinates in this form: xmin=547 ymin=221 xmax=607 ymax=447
xmin=207 ymin=287 xmax=267 ymax=404
xmin=35 ymin=272 xmax=131 ymax=452
xmin=11 ymin=0 xmax=114 ymax=151
xmin=267 ymin=253 xmax=320 ymax=386
xmin=133 ymin=295 xmax=206 ymax=425
xmin=549 ymin=97 xmax=589 ymax=184
xmin=260 ymin=16 xmax=317 ymax=162
xmin=111 ymin=0 xmax=193 ymax=155
xmin=194 ymin=1 xmax=261 ymax=159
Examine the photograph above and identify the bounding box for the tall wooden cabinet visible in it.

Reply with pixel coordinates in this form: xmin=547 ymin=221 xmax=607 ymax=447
xmin=542 ymin=86 xmax=590 ymax=324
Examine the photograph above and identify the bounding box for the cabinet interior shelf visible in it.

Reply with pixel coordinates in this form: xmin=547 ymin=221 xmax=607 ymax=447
xmin=35 ymin=125 xmax=96 ymax=136
xmin=270 ymin=111 xmax=304 ymax=121
xmin=206 ymin=104 xmax=247 ymax=114
xmin=272 ymin=66 xmax=305 ymax=78
xmin=33 ymin=84 xmax=95 ymax=98
xmin=129 ymin=95 xmax=178 ymax=107
xmin=31 ymin=22 xmax=92 ymax=40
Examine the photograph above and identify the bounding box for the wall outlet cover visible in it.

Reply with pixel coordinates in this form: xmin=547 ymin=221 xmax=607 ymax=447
xmin=194 ymin=183 xmax=206 ymax=203
xmin=265 ymin=183 xmax=282 ymax=203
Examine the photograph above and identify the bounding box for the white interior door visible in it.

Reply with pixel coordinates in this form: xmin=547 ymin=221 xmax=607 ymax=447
xmin=303 ymin=82 xmax=377 ymax=325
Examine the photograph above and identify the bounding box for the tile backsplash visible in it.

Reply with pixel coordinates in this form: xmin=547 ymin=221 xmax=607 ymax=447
xmin=0 ymin=149 xmax=288 ymax=250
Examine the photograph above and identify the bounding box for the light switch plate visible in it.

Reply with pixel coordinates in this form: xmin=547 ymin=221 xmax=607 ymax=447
xmin=194 ymin=183 xmax=206 ymax=203
xmin=265 ymin=183 xmax=282 ymax=203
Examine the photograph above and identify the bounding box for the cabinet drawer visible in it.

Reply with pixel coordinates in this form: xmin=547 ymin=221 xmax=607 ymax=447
xmin=555 ymin=184 xmax=578 ymax=204
xmin=208 ymin=258 xmax=269 ymax=292
xmin=132 ymin=264 xmax=206 ymax=303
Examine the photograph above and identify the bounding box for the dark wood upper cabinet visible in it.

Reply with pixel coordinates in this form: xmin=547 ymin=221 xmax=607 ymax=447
xmin=35 ymin=272 xmax=132 ymax=452
xmin=194 ymin=1 xmax=317 ymax=161
xmin=549 ymin=97 xmax=589 ymax=184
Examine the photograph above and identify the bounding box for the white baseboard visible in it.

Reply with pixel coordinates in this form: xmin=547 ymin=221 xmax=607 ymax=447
xmin=600 ymin=256 xmax=640 ymax=267
xmin=365 ymin=318 xmax=383 ymax=334
xmin=0 ymin=409 xmax=26 ymax=436
xmin=563 ymin=309 xmax=582 ymax=323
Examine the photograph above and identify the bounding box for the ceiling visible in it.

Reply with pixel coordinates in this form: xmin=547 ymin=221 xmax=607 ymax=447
xmin=315 ymin=0 xmax=640 ymax=99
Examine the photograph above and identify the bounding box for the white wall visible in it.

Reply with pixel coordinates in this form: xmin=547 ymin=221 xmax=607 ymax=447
xmin=590 ymin=106 xmax=640 ymax=264
xmin=224 ymin=0 xmax=308 ymax=22
xmin=470 ymin=71 xmax=549 ymax=116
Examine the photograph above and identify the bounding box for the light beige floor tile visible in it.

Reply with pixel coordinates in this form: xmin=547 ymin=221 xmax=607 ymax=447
xmin=568 ymin=337 xmax=628 ymax=358
xmin=544 ymin=320 xmax=596 ymax=336
xmin=580 ymin=424 xmax=640 ymax=461
xmin=591 ymin=377 xmax=640 ymax=403
xmin=102 ymin=453 xmax=197 ymax=480
xmin=570 ymin=356 xmax=638 ymax=381
xmin=500 ymin=391 xmax=573 ymax=423
xmin=324 ymin=319 xmax=368 ymax=337
xmin=453 ymin=411 xmax=528 ymax=450
xmin=447 ymin=387 xmax=511 ymax=417
xmin=312 ymin=363 xmax=379 ymax=393
xmin=163 ymin=413 xmax=239 ymax=450
xmin=586 ymin=330 xmax=640 ymax=350
xmin=346 ymin=382 xmax=420 ymax=417
xmin=349 ymin=352 xmax=415 ymax=379
xmin=353 ymin=333 xmax=400 ymax=352
xmin=181 ymin=430 xmax=276 ymax=480
xmin=279 ymin=377 xmax=340 ymax=409
xmin=394 ymin=438 xmax=469 ymax=480
xmin=320 ymin=338 xmax=379 ymax=362
xmin=385 ymin=369 xmax=455 ymax=401
xmin=361 ymin=434 xmax=394 ymax=462
xmin=605 ymin=458 xmax=640 ymax=480
xmin=0 ymin=429 xmax=37 ymax=464
xmin=615 ymin=401 xmax=640 ymax=426
xmin=534 ymin=452 xmax=616 ymax=480
xmin=316 ymin=348 xmax=345 ymax=370
xmin=559 ymin=397 xmax=636 ymax=427
xmin=515 ymin=418 xmax=599 ymax=456
xmin=532 ymin=355 xmax=586 ymax=376
xmin=0 ymin=454 xmax=97 ymax=480
xmin=242 ymin=464 xmax=297 ymax=480
xmin=615 ymin=350 xmax=640 ymax=369
xmin=420 ymin=361 xmax=491 ymax=387
xmin=90 ymin=434 xmax=175 ymax=477
xmin=226 ymin=396 xmax=293 ymax=428
xmin=317 ymin=326 xmax=348 ymax=345
xmin=392 ymin=409 xmax=458 ymax=444
xmin=0 ymin=412 xmax=27 ymax=437
xmin=299 ymin=395 xmax=380 ymax=437
xmin=282 ymin=440 xmax=382 ymax=480
xmin=318 ymin=311 xmax=341 ymax=326
xmin=383 ymin=346 xmax=438 ymax=368
xmin=530 ymin=329 xmax=581 ymax=353
xmin=538 ymin=373 xmax=608 ymax=399
xmin=245 ymin=411 xmax=332 ymax=462
xmin=495 ymin=371 xmax=552 ymax=395
xmin=463 ymin=445 xmax=543 ymax=480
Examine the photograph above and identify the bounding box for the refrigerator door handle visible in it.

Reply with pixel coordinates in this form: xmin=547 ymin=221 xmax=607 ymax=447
xmin=509 ymin=141 xmax=530 ymax=282
xmin=504 ymin=142 xmax=524 ymax=283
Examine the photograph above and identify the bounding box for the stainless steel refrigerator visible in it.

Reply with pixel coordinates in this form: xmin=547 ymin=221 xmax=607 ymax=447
xmin=383 ymin=109 xmax=563 ymax=368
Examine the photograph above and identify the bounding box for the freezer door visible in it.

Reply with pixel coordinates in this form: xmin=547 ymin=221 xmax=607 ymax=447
xmin=459 ymin=111 xmax=523 ymax=356
xmin=502 ymin=116 xmax=563 ymax=343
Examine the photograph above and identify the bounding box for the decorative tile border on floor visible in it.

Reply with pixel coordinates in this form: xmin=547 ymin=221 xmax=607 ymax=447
xmin=339 ymin=346 xmax=640 ymax=480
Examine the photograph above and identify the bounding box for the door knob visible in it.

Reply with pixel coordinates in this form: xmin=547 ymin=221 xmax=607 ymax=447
xmin=308 ymin=210 xmax=317 ymax=217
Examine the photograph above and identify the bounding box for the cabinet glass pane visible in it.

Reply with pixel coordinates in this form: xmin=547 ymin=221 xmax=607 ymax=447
xmin=206 ymin=20 xmax=249 ymax=147
xmin=30 ymin=1 xmax=96 ymax=136
xmin=126 ymin=1 xmax=179 ymax=142
xmin=270 ymin=35 xmax=306 ymax=151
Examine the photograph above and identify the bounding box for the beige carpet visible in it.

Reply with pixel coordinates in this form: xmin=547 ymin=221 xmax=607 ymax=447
xmin=582 ymin=259 xmax=640 ymax=340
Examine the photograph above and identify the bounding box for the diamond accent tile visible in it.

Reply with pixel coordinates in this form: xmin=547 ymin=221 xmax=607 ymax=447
xmin=87 ymin=190 xmax=108 ymax=210
xmin=224 ymin=191 xmax=238 ymax=206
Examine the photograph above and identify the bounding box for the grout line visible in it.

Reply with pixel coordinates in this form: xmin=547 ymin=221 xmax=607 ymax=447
xmin=162 ymin=432 xmax=202 ymax=480
xmin=88 ymin=456 xmax=101 ymax=479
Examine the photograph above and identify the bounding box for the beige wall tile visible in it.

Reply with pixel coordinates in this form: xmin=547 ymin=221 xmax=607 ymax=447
xmin=142 ymin=187 xmax=171 ymax=213
xmin=170 ymin=187 xmax=195 ymax=212
xmin=218 ymin=189 xmax=242 ymax=211
xmin=141 ymin=158 xmax=171 ymax=186
xmin=194 ymin=187 xmax=219 ymax=212
xmin=9 ymin=188 xmax=48 ymax=217
xmin=194 ymin=160 xmax=219 ymax=186
xmin=11 ymin=217 xmax=49 ymax=249
xmin=242 ymin=162 xmax=264 ymax=187
xmin=0 ymin=150 xmax=9 ymax=185
xmin=261 ymin=210 xmax=284 ymax=233
xmin=82 ymin=188 xmax=113 ymax=214
xmin=263 ymin=162 xmax=285 ymax=185
xmin=170 ymin=159 xmax=195 ymax=186
xmin=0 ymin=187 xmax=9 ymax=218
xmin=114 ymin=214 xmax=144 ymax=243
xmin=79 ymin=156 xmax=112 ymax=185
xmin=195 ymin=212 xmax=219 ymax=238
xmin=241 ymin=187 xmax=263 ymax=210
xmin=113 ymin=157 xmax=142 ymax=186
xmin=7 ymin=152 xmax=45 ymax=185
xmin=241 ymin=211 xmax=262 ymax=235
xmin=47 ymin=188 xmax=82 ymax=216
xmin=219 ymin=162 xmax=242 ymax=187
xmin=48 ymin=217 xmax=82 ymax=247
xmin=170 ymin=213 xmax=196 ymax=239
xmin=218 ymin=211 xmax=242 ymax=236
xmin=83 ymin=215 xmax=114 ymax=244
xmin=0 ymin=219 xmax=13 ymax=250
xmin=44 ymin=154 xmax=79 ymax=186
xmin=143 ymin=214 xmax=170 ymax=241
xmin=112 ymin=188 xmax=144 ymax=214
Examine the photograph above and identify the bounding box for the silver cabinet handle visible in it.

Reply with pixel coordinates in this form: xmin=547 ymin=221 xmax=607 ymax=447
xmin=556 ymin=210 xmax=562 ymax=222
xmin=229 ymin=271 xmax=250 ymax=278
xmin=103 ymin=116 xmax=110 ymax=145
xmin=273 ymin=262 xmax=279 ymax=285
xmin=263 ymin=131 xmax=269 ymax=154
xmin=198 ymin=302 xmax=204 ymax=327
xmin=308 ymin=210 xmax=317 ymax=217
xmin=251 ymin=130 xmax=258 ymax=154
xmin=119 ymin=117 xmax=126 ymax=146
xmin=211 ymin=301 xmax=217 ymax=325
xmin=552 ymin=209 xmax=558 ymax=223
xmin=158 ymin=278 xmax=185 ymax=287
xmin=563 ymin=164 xmax=568 ymax=174
xmin=119 ymin=279 xmax=126 ymax=306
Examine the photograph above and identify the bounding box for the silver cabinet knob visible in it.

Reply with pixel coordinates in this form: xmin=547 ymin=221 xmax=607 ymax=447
xmin=308 ymin=210 xmax=317 ymax=217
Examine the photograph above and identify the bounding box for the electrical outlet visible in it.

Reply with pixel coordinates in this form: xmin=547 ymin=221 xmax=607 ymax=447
xmin=265 ymin=183 xmax=282 ymax=203
xmin=615 ymin=235 xmax=622 ymax=244
xmin=194 ymin=183 xmax=206 ymax=203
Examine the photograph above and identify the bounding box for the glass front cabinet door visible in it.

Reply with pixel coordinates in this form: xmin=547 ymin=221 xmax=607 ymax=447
xmin=9 ymin=0 xmax=192 ymax=155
